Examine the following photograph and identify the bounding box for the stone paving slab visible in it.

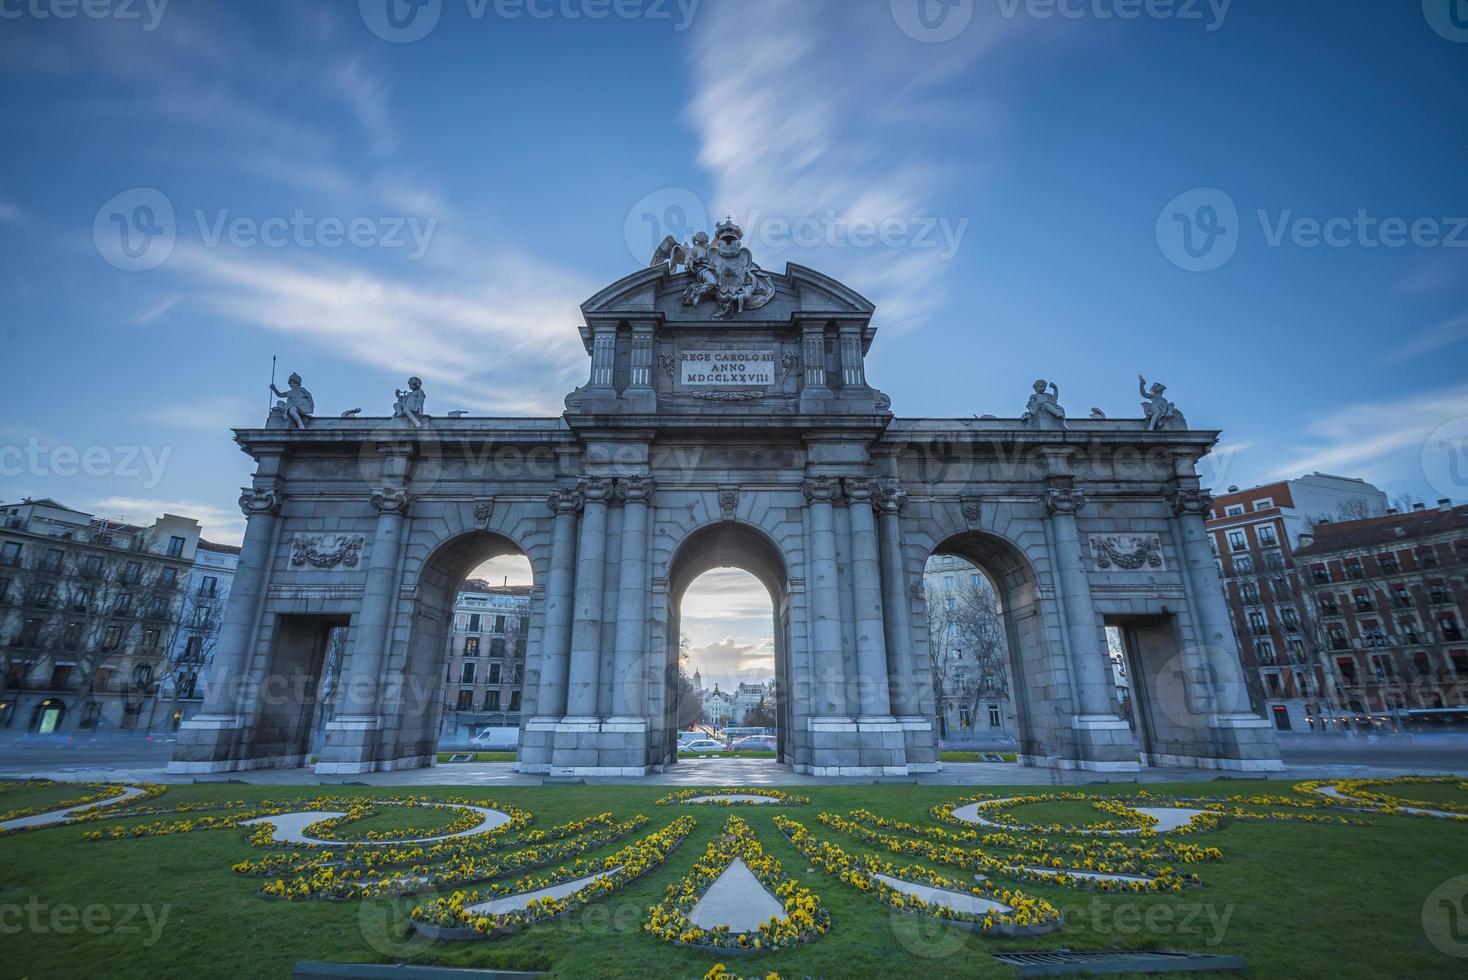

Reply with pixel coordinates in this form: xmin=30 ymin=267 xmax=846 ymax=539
xmin=240 ymin=803 xmax=511 ymax=845
xmin=949 ymin=799 xmax=1207 ymax=835
xmin=687 ymin=858 xmax=784 ymax=933
xmin=0 ymin=783 xmax=150 ymax=832
xmin=872 ymin=873 xmax=1011 ymax=915
xmin=685 ymin=793 xmax=781 ymax=804
xmin=465 ymin=868 xmax=620 ymax=916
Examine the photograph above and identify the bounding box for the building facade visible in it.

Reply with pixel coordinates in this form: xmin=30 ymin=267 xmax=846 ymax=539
xmin=0 ymin=498 xmax=208 ymax=734
xmin=1206 ymin=474 xmax=1388 ymax=731
xmin=1292 ymin=500 xmax=1467 ymax=731
xmin=171 ymin=228 xmax=1280 ymax=777
xmin=439 ymin=582 xmax=531 ymax=745
xmin=922 ymin=553 xmax=1017 ymax=739
xmin=157 ymin=540 xmax=240 ymax=730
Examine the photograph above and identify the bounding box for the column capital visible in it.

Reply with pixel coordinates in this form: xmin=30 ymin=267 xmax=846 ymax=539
xmin=579 ymin=476 xmax=615 ymax=503
xmin=1169 ymin=486 xmax=1214 ymax=517
xmin=370 ymin=485 xmax=412 ymax=516
xmin=548 ymin=485 xmax=585 ymax=515
xmin=616 ymin=475 xmax=656 ymax=503
xmin=843 ymin=478 xmax=878 ymax=508
xmin=1043 ymin=486 xmax=1087 ymax=516
xmin=238 ymin=485 xmax=282 ymax=517
xmin=874 ymin=482 xmax=908 ymax=514
xmin=802 ymin=475 xmax=841 ymax=503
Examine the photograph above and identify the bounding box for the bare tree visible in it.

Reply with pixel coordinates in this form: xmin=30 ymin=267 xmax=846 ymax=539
xmin=925 ymin=577 xmax=1009 ymax=734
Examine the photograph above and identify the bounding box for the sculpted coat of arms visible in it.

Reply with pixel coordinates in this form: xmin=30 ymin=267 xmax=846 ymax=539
xmin=651 ymin=217 xmax=776 ymax=319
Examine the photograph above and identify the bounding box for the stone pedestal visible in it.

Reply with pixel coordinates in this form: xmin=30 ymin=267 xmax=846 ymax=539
xmin=547 ymin=718 xmax=652 ymax=776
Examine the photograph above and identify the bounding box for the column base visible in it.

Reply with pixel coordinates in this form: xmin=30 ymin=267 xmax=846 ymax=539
xmin=544 ymin=717 xmax=653 ymax=775
xmin=806 ymin=716 xmax=910 ymax=775
xmin=896 ymin=715 xmax=939 ymax=771
xmin=312 ymin=715 xmax=386 ymax=773
xmin=1067 ymin=714 xmax=1142 ymax=772
xmin=167 ymin=715 xmax=298 ymax=773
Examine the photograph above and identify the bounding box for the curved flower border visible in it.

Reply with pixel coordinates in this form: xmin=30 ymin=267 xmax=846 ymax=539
xmin=0 ymin=781 xmax=167 ymax=835
xmin=410 ymin=815 xmax=695 ymax=939
xmin=655 ymin=787 xmax=809 ymax=807
xmin=774 ymin=815 xmax=1061 ymax=936
xmin=645 ymin=814 xmax=829 ymax=954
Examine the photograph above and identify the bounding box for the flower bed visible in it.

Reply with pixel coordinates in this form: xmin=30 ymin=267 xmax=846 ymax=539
xmin=818 ymin=811 xmax=1198 ymax=892
xmin=0 ymin=781 xmax=167 ymax=835
xmin=773 ymin=815 xmax=1061 ymax=936
xmin=302 ymin=800 xmax=490 ymax=842
xmin=655 ymin=787 xmax=809 ymax=807
xmin=644 ymin=814 xmax=829 ymax=954
xmin=934 ymin=792 xmax=1160 ymax=836
xmin=410 ymin=815 xmax=695 ymax=939
xmin=1297 ymin=776 xmax=1468 ymax=818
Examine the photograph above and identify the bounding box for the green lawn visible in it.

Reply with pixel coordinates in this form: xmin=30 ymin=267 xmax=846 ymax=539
xmin=434 ymin=751 xmax=517 ymax=763
xmin=2 ymin=780 xmax=1464 ymax=979
xmin=1368 ymin=781 xmax=1468 ymax=807
xmin=989 ymin=798 xmax=1134 ymax=828
xmin=937 ymin=750 xmax=1017 ymax=763
xmin=317 ymin=802 xmax=477 ymax=839
xmin=0 ymin=781 xmax=104 ymax=817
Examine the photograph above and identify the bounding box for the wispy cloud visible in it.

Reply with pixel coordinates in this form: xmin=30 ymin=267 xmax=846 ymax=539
xmin=141 ymin=396 xmax=255 ymax=433
xmin=88 ymin=495 xmax=245 ymax=546
xmin=1383 ymin=312 xmax=1468 ymax=364
xmin=1266 ymin=383 xmax=1468 ymax=485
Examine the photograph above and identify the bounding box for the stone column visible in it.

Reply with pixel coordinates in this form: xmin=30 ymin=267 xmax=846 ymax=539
xmin=610 ymin=476 xmax=654 ymax=720
xmin=1170 ymin=486 xmax=1252 ymax=713
xmin=338 ymin=478 xmax=412 ymax=719
xmin=565 ymin=477 xmax=612 ymax=719
xmin=803 ymin=476 xmax=848 ymax=717
xmin=532 ymin=486 xmax=582 ymax=721
xmin=875 ymin=483 xmax=920 ymax=716
xmin=1042 ymin=484 xmax=1115 ymax=718
xmin=198 ymin=475 xmax=282 ymax=718
xmin=844 ymin=480 xmax=893 ymax=719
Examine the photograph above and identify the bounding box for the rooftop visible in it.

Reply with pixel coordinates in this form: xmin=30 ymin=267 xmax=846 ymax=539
xmin=1294 ymin=502 xmax=1467 ymax=556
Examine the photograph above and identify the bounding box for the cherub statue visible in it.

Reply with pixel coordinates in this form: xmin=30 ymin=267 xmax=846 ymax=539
xmin=270 ymin=372 xmax=314 ymax=429
xmin=1021 ymin=379 xmax=1066 ymax=429
xmin=679 ymin=231 xmax=717 ymax=306
xmin=393 ymin=376 xmax=427 ymax=428
xmin=1138 ymin=374 xmax=1179 ymax=431
xmin=649 ymin=234 xmax=688 ymax=273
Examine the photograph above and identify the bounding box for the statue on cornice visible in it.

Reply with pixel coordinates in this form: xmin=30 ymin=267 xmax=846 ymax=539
xmin=269 ymin=372 xmax=314 ymax=429
xmin=393 ymin=376 xmax=427 ymax=428
xmin=662 ymin=218 xmax=776 ymax=319
xmin=1138 ymin=373 xmax=1184 ymax=431
xmin=1021 ymin=379 xmax=1066 ymax=430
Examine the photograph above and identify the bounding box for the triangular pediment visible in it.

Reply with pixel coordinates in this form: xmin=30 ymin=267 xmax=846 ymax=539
xmin=580 ymin=262 xmax=873 ymax=321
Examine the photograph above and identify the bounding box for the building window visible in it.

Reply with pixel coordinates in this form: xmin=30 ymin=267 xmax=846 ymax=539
xmin=199 ymin=576 xmax=217 ymax=597
xmin=509 ymin=691 xmax=521 ymax=712
xmin=1225 ymin=505 xmax=1244 ymax=517
xmin=123 ymin=561 xmax=142 ymax=583
xmin=494 ymin=614 xmax=506 ymax=633
xmin=182 ymin=635 xmax=204 ymax=663
xmin=485 ymin=689 xmax=501 ymax=711
xmin=48 ymin=664 xmax=72 ymax=690
xmin=1370 ymin=655 xmax=1393 ymax=682
xmin=460 ymin=661 xmax=476 ymax=684
xmin=1378 ymin=553 xmax=1399 ymax=574
xmin=1233 ymin=555 xmax=1254 ymax=574
xmin=463 ymin=637 xmax=479 ymax=657
xmin=102 ymin=626 xmax=123 ymax=651
xmin=167 ymin=536 xmax=185 ymax=557
xmin=1312 ymin=564 xmax=1330 ymax=584
xmin=1253 ymin=498 xmax=1274 ymax=511
xmin=1335 ymin=657 xmax=1358 ymax=684
xmin=1247 ymin=611 xmax=1268 ymax=635
xmin=1352 ymin=592 xmax=1373 ymax=612
xmin=1256 ymin=638 xmax=1276 ymax=664
xmin=0 ymin=542 xmax=20 ymax=567
xmin=488 ymin=662 xmax=502 ymax=685
xmin=42 ymin=547 xmax=63 ymax=570
xmin=1328 ymin=627 xmax=1348 ymax=651
xmin=0 ymin=576 xmax=9 ymax=603
xmin=1318 ymin=593 xmax=1340 ymax=615
xmin=1344 ymin=559 xmax=1364 ymax=580
xmin=489 ymin=637 xmax=506 ymax=657
xmin=82 ymin=555 xmax=103 ymax=577
xmin=132 ymin=663 xmax=153 ymax=687
xmin=467 ymin=613 xmax=481 ymax=633
xmin=1416 ymin=546 xmax=1439 ymax=567
xmin=1280 ymin=608 xmax=1300 ymax=632
xmin=15 ymin=618 xmax=42 ymax=647
xmin=160 ymin=567 xmax=178 ymax=587
xmin=1257 ymin=525 xmax=1279 ymax=548
xmin=61 ymin=622 xmax=81 ymax=650
xmin=1393 ymin=586 xmax=1413 ymax=608
xmin=1227 ymin=530 xmax=1247 ymax=552
xmin=1240 ymin=582 xmax=1260 ymax=604
xmin=142 ymin=628 xmax=160 ymax=651
xmin=988 ymin=704 xmax=1001 ymax=727
xmin=455 ymin=689 xmax=473 ymax=711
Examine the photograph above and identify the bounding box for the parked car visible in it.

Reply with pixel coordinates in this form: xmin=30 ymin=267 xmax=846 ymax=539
xmin=469 ymin=728 xmax=518 ymax=751
xmin=730 ymin=735 xmax=776 ymax=752
xmin=681 ymin=738 xmax=726 ymax=753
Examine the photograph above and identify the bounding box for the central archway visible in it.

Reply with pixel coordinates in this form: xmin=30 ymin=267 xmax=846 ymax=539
xmin=664 ymin=521 xmax=792 ymax=766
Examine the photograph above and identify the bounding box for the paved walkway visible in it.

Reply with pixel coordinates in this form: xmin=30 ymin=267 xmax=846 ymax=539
xmin=687 ymin=858 xmax=784 ymax=933
xmin=239 ymin=803 xmax=511 ymax=845
xmin=2 ymin=757 xmax=1460 ymax=788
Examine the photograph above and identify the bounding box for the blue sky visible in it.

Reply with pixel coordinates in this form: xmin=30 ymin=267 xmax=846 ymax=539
xmin=2 ymin=1 xmax=1466 ymax=689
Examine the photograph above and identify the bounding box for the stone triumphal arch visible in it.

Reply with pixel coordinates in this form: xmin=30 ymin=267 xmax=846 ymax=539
xmin=171 ymin=223 xmax=1281 ymax=776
